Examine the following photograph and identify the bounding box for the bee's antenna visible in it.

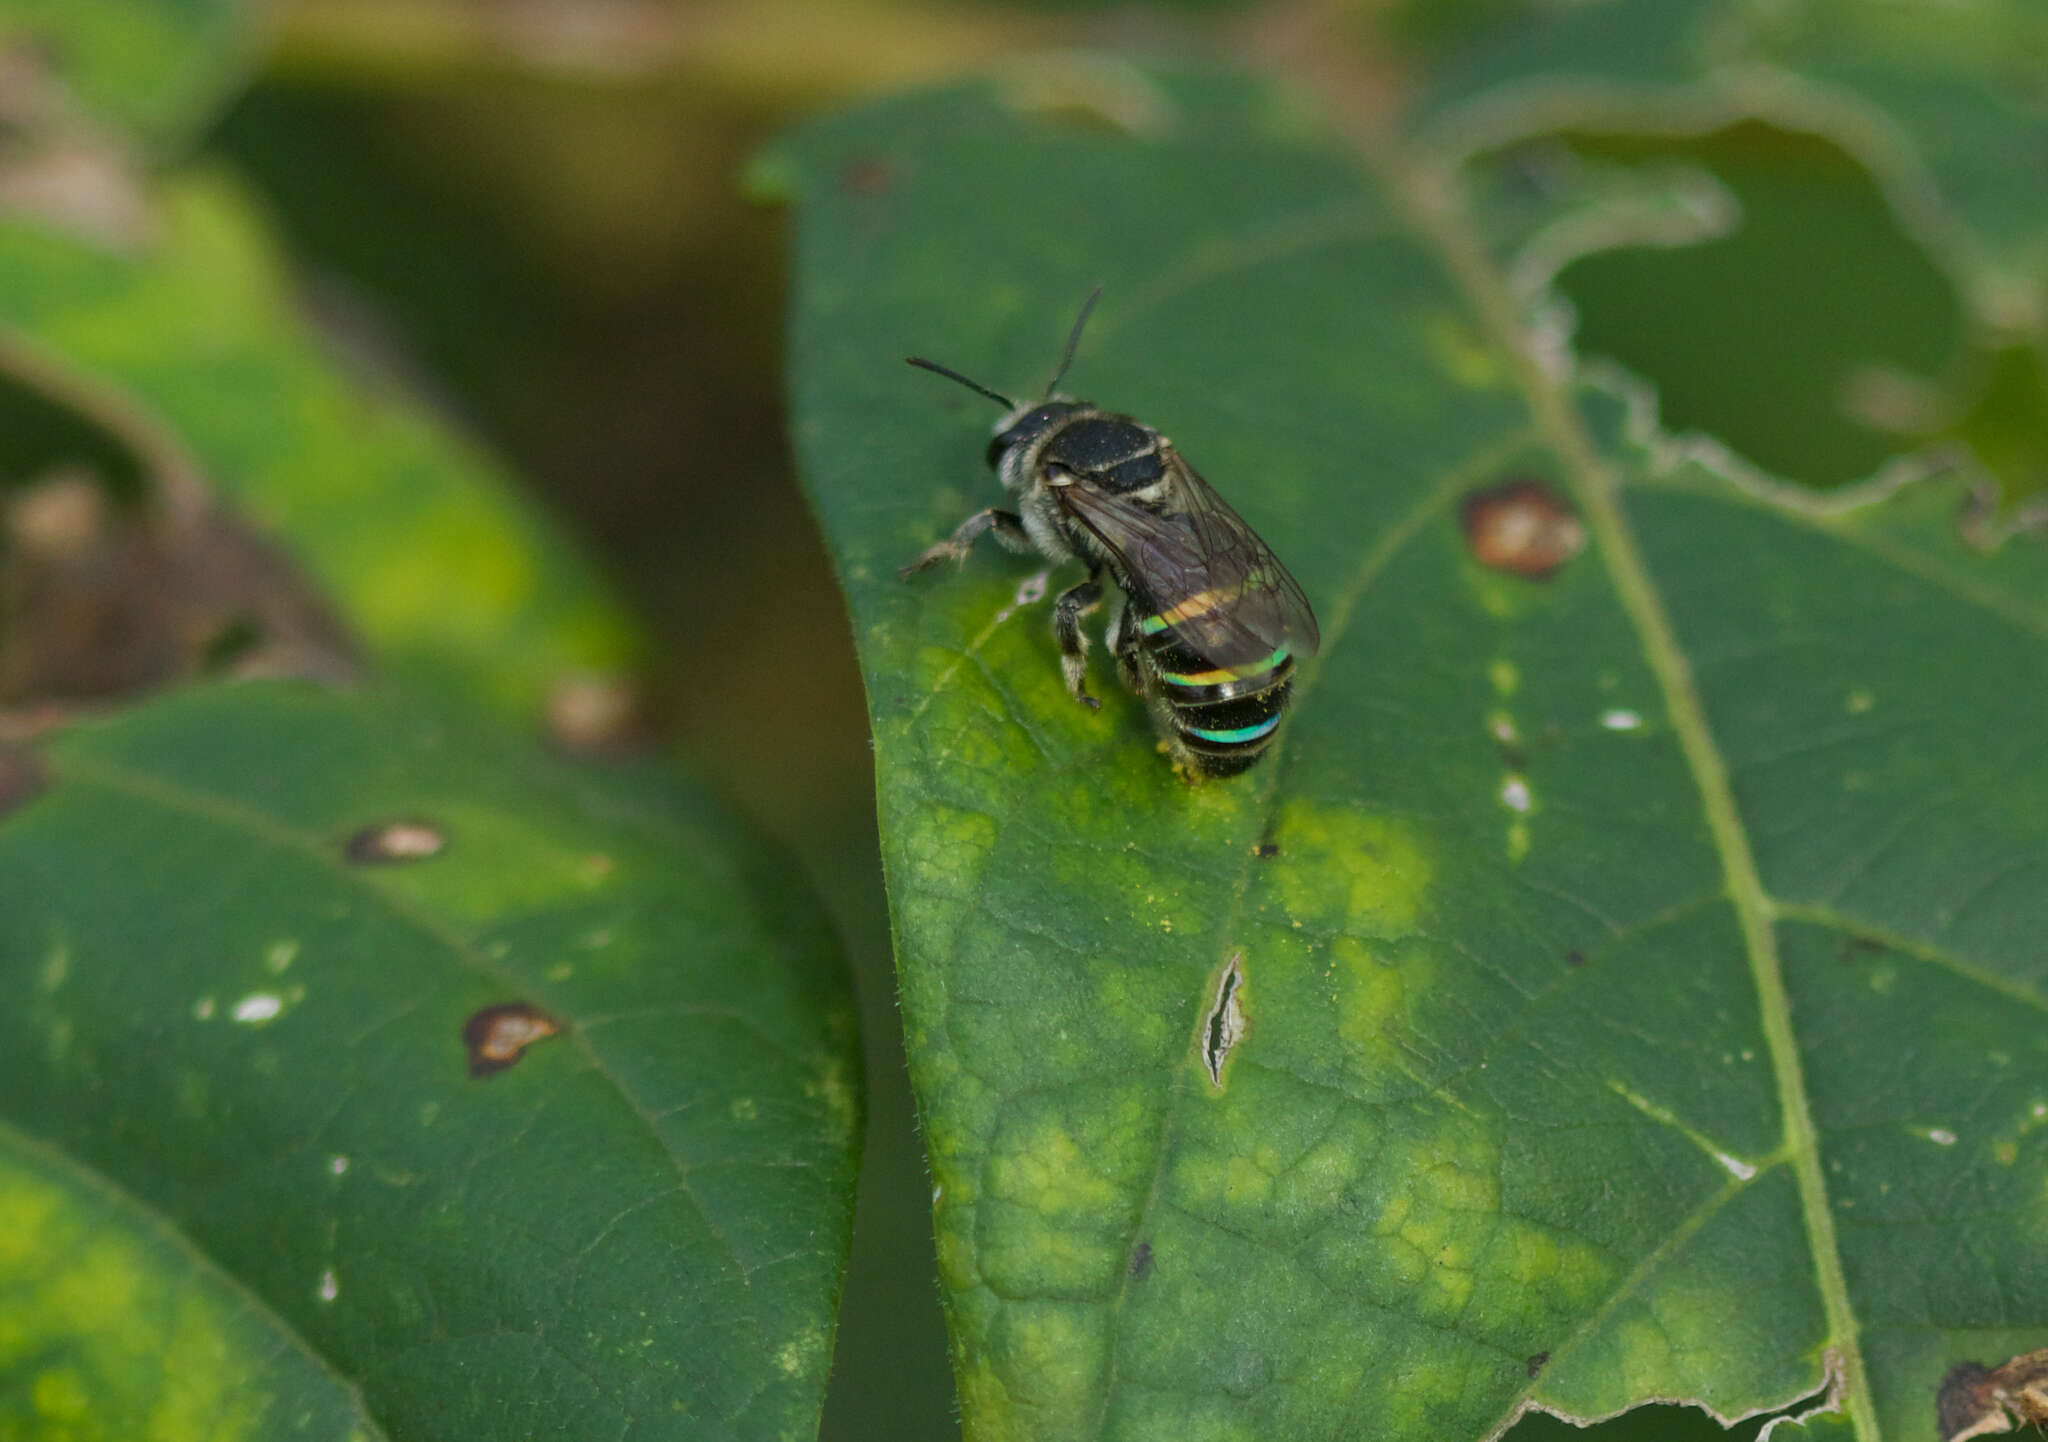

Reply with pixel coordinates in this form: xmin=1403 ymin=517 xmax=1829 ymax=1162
xmin=1045 ymin=285 xmax=1103 ymax=397
xmin=906 ymin=357 xmax=1015 ymax=409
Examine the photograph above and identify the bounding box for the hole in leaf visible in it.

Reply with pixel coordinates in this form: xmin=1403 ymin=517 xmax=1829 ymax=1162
xmin=1505 ymin=1399 xmax=1808 ymax=1442
xmin=0 ymin=346 xmax=361 ymax=712
xmin=1547 ymin=122 xmax=1973 ymax=492
xmin=0 ymin=359 xmax=150 ymax=501
xmin=1901 ymin=341 xmax=2048 ymax=513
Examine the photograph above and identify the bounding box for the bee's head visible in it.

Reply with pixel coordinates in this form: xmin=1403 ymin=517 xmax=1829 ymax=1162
xmin=908 ymin=285 xmax=1106 ymax=490
xmin=987 ymin=398 xmax=1085 ymax=472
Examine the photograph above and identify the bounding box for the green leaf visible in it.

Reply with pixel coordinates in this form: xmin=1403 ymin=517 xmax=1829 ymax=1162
xmin=0 ymin=170 xmax=640 ymax=714
xmin=1 ymin=1122 xmax=380 ymax=1439
xmin=769 ymin=62 xmax=2048 ymax=1442
xmin=0 ymin=682 xmax=860 ymax=1440
xmin=0 ymin=0 xmax=253 ymax=145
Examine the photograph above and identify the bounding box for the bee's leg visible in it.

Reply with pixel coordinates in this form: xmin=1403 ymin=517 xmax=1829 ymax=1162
xmin=1053 ymin=574 xmax=1105 ymax=710
xmin=899 ymin=509 xmax=1031 ymax=578
xmin=1105 ymin=594 xmax=1143 ymax=693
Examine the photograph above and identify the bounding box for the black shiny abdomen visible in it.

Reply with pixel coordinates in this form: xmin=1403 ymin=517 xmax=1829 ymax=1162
xmin=1138 ymin=626 xmax=1295 ymax=777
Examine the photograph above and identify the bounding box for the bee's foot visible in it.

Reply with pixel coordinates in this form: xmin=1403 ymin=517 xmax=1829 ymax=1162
xmin=898 ymin=547 xmax=957 ymax=581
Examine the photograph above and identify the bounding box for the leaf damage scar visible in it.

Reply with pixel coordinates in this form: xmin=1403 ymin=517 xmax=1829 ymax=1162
xmin=1202 ymin=951 xmax=1246 ymax=1087
xmin=463 ymin=1002 xmax=560 ymax=1078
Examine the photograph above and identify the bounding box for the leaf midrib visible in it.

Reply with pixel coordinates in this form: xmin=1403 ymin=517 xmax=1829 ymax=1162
xmin=1374 ymin=145 xmax=1881 ymax=1435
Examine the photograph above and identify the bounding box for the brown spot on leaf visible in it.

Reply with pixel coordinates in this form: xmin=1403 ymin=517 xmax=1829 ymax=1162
xmin=841 ymin=156 xmax=896 ymax=196
xmin=1939 ymin=1349 xmax=2048 ymax=1442
xmin=1128 ymin=1240 xmax=1152 ymax=1279
xmin=1460 ymin=478 xmax=1585 ymax=578
xmin=1253 ymin=842 xmax=1279 ymax=860
xmin=1526 ymin=1350 xmax=1550 ymax=1378
xmin=1566 ymin=949 xmax=1586 ymax=968
xmin=345 ymin=821 xmax=447 ymax=864
xmin=0 ymin=747 xmax=45 ymax=819
xmin=464 ymin=1002 xmax=560 ymax=1078
xmin=545 ymin=672 xmax=651 ymax=756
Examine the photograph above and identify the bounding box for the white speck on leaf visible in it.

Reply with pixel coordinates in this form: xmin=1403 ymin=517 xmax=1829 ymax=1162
xmin=263 ymin=939 xmax=299 ymax=974
xmin=1713 ymin=1150 xmax=1757 ymax=1180
xmin=1500 ymin=776 xmax=1533 ymax=813
xmin=1600 ymin=709 xmax=1642 ymax=731
xmin=232 ymin=993 xmax=283 ymax=1024
xmin=329 ymin=1155 xmax=350 ymax=1176
xmin=318 ymin=1269 xmax=339 ymax=1303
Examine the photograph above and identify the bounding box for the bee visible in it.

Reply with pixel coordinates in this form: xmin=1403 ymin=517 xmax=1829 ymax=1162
xmin=902 ymin=290 xmax=1320 ymax=779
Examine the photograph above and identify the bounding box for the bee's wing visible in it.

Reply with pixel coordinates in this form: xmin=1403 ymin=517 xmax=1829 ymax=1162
xmin=1057 ymin=448 xmax=1320 ymax=664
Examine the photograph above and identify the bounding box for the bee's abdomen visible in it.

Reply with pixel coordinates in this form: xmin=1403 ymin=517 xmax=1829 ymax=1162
xmin=1140 ymin=626 xmax=1295 ymax=776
